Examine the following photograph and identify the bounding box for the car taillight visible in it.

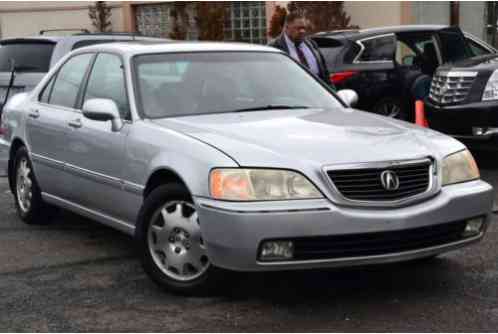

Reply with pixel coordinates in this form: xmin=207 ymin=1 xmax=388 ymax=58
xmin=330 ymin=71 xmax=358 ymax=84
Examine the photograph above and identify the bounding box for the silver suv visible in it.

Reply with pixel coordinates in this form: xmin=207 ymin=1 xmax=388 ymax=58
xmin=0 ymin=42 xmax=493 ymax=294
xmin=0 ymin=32 xmax=168 ymax=172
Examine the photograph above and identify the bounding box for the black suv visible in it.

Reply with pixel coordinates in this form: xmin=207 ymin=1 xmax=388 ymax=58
xmin=312 ymin=25 xmax=496 ymax=121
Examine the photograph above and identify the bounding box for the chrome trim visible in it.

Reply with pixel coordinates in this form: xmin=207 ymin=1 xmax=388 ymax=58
xmin=123 ymin=181 xmax=145 ymax=195
xmin=31 ymin=153 xmax=145 ymax=195
xmin=31 ymin=153 xmax=65 ymax=171
xmin=256 ymin=232 xmax=483 ymax=267
xmin=200 ymin=203 xmax=331 ymax=214
xmin=436 ymin=71 xmax=478 ymax=78
xmin=42 ymin=192 xmax=135 ymax=235
xmin=322 ymin=157 xmax=438 ymax=208
xmin=353 ymin=33 xmax=395 ymax=64
xmin=65 ymin=163 xmax=122 ymax=190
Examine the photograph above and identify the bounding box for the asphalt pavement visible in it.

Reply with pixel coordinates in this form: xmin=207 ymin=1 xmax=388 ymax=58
xmin=1 ymin=154 xmax=498 ymax=332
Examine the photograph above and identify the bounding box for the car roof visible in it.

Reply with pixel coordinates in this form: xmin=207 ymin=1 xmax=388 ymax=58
xmin=75 ymin=41 xmax=282 ymax=56
xmin=313 ymin=24 xmax=449 ymax=40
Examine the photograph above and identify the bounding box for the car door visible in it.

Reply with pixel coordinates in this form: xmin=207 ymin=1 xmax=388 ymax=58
xmin=436 ymin=27 xmax=473 ymax=63
xmin=63 ymin=52 xmax=129 ymax=220
xmin=26 ymin=53 xmax=94 ymax=197
xmin=345 ymin=34 xmax=399 ymax=114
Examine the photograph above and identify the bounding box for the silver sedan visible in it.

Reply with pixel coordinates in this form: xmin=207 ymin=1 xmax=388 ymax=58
xmin=0 ymin=42 xmax=493 ymax=294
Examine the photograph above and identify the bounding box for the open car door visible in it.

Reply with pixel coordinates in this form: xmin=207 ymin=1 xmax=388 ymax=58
xmin=436 ymin=26 xmax=473 ymax=64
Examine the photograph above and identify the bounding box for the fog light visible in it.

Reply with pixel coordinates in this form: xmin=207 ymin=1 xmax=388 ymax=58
xmin=259 ymin=241 xmax=294 ymax=261
xmin=462 ymin=217 xmax=485 ymax=237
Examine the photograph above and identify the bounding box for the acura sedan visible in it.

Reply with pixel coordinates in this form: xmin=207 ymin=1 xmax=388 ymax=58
xmin=0 ymin=42 xmax=493 ymax=294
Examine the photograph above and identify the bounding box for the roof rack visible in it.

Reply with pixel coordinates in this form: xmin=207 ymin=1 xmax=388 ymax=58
xmin=40 ymin=28 xmax=90 ymax=35
xmin=74 ymin=31 xmax=143 ymax=37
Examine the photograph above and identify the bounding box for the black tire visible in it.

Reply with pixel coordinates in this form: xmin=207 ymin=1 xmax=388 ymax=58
xmin=372 ymin=97 xmax=408 ymax=121
xmin=12 ymin=147 xmax=56 ymax=224
xmin=135 ymin=183 xmax=229 ymax=295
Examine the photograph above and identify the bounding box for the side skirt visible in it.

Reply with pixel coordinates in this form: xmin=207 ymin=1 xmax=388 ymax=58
xmin=42 ymin=192 xmax=135 ymax=236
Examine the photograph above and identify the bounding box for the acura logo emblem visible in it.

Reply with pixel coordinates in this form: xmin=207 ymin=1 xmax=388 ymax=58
xmin=380 ymin=170 xmax=400 ymax=191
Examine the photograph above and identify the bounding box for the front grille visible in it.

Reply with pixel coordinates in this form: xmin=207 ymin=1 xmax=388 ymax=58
xmin=290 ymin=220 xmax=468 ymax=261
xmin=429 ymin=71 xmax=477 ymax=104
xmin=327 ymin=161 xmax=431 ymax=202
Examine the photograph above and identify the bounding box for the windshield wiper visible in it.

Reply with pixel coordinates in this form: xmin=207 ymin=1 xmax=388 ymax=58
xmin=230 ymin=105 xmax=313 ymax=113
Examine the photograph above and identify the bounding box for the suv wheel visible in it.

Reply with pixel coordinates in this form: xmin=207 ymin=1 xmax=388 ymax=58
xmin=13 ymin=147 xmax=55 ymax=224
xmin=136 ymin=183 xmax=227 ymax=295
xmin=373 ymin=97 xmax=407 ymax=120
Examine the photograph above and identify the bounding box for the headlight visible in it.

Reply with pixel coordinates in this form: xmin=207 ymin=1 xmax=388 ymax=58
xmin=483 ymin=70 xmax=498 ymax=101
xmin=210 ymin=168 xmax=322 ymax=201
xmin=442 ymin=150 xmax=479 ymax=186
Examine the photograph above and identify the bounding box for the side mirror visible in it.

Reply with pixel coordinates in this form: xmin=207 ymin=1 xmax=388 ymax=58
xmin=82 ymin=98 xmax=123 ymax=132
xmin=337 ymin=89 xmax=359 ymax=108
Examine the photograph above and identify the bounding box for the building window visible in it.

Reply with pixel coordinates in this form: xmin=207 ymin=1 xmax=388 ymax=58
xmin=135 ymin=3 xmax=198 ymax=40
xmin=224 ymin=2 xmax=267 ymax=44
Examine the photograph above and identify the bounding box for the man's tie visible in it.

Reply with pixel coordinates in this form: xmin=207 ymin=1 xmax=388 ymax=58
xmin=295 ymin=42 xmax=310 ymax=69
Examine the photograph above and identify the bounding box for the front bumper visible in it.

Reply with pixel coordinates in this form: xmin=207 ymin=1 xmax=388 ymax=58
xmin=195 ymin=180 xmax=493 ymax=271
xmin=425 ymin=99 xmax=498 ymax=139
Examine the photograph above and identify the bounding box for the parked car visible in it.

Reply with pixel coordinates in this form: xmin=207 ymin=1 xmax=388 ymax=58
xmin=0 ymin=31 xmax=168 ymax=108
xmin=0 ymin=42 xmax=493 ymax=294
xmin=312 ymin=25 xmax=496 ymax=121
xmin=0 ymin=31 xmax=168 ymax=173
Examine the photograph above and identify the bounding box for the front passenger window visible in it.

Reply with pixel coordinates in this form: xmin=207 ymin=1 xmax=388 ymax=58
xmin=83 ymin=53 xmax=130 ymax=120
xmin=49 ymin=53 xmax=93 ymax=108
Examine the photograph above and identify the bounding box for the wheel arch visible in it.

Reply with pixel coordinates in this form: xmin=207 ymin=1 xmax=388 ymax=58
xmin=8 ymin=138 xmax=26 ymax=193
xmin=143 ymin=168 xmax=192 ymax=199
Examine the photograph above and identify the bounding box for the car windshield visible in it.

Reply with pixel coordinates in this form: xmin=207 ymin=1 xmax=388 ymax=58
xmin=133 ymin=52 xmax=342 ymax=118
xmin=0 ymin=42 xmax=55 ymax=72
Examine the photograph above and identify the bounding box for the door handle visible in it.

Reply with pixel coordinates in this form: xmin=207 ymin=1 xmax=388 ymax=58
xmin=28 ymin=110 xmax=40 ymax=119
xmin=68 ymin=118 xmax=82 ymax=129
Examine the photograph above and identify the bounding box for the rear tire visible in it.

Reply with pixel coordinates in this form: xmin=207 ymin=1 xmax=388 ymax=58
xmin=12 ymin=147 xmax=56 ymax=224
xmin=135 ymin=183 xmax=229 ymax=295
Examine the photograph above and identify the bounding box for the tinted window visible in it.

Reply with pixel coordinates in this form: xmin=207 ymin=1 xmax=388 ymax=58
xmin=134 ymin=52 xmax=342 ymax=118
xmin=344 ymin=43 xmax=361 ymax=63
xmin=467 ymin=38 xmax=492 ymax=57
xmin=83 ymin=53 xmax=130 ymax=119
xmin=358 ymin=35 xmax=395 ymax=62
xmin=439 ymin=30 xmax=471 ymax=63
xmin=0 ymin=42 xmax=55 ymax=72
xmin=50 ymin=53 xmax=93 ymax=108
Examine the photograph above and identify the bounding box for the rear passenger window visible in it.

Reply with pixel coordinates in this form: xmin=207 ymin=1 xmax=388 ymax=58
xmin=83 ymin=53 xmax=130 ymax=119
xmin=49 ymin=53 xmax=93 ymax=108
xmin=358 ymin=35 xmax=395 ymax=62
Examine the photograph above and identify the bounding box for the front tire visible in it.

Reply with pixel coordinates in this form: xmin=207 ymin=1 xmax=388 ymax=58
xmin=135 ymin=183 xmax=227 ymax=295
xmin=12 ymin=147 xmax=55 ymax=224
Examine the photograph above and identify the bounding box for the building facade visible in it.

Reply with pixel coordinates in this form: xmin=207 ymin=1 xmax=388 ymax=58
xmin=0 ymin=1 xmax=493 ymax=45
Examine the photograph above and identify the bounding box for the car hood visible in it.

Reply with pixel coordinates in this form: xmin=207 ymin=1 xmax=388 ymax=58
xmin=150 ymin=108 xmax=464 ymax=168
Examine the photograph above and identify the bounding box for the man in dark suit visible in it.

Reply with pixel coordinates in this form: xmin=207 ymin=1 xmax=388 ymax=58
xmin=268 ymin=11 xmax=334 ymax=89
